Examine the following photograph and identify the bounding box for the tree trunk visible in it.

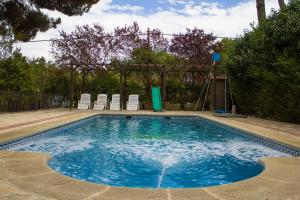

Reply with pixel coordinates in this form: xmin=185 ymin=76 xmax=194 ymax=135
xmin=81 ymin=71 xmax=87 ymax=92
xmin=256 ymin=0 xmax=266 ymax=25
xmin=192 ymin=72 xmax=196 ymax=85
xmin=278 ymin=0 xmax=285 ymax=9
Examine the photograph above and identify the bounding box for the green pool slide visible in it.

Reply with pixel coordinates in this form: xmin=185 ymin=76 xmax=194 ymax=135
xmin=151 ymin=86 xmax=162 ymax=112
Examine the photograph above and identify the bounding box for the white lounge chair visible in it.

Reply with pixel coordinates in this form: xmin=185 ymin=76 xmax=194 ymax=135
xmin=94 ymin=94 xmax=108 ymax=110
xmin=110 ymin=94 xmax=120 ymax=111
xmin=127 ymin=95 xmax=139 ymax=111
xmin=78 ymin=93 xmax=91 ymax=110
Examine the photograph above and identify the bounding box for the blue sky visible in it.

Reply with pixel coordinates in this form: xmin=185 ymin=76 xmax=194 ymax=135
xmin=110 ymin=0 xmax=249 ymax=14
xmin=100 ymin=0 xmax=251 ymax=15
xmin=17 ymin=0 xmax=285 ymax=59
xmin=112 ymin=0 xmax=246 ymax=11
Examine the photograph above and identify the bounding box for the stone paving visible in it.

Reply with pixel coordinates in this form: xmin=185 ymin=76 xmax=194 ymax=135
xmin=0 ymin=110 xmax=300 ymax=200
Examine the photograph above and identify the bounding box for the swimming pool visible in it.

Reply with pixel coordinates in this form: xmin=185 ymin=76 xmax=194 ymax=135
xmin=2 ymin=115 xmax=291 ymax=188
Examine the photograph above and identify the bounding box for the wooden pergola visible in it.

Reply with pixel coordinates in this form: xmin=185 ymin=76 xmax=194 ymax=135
xmin=68 ymin=63 xmax=217 ymax=110
xmin=116 ymin=64 xmax=211 ymax=108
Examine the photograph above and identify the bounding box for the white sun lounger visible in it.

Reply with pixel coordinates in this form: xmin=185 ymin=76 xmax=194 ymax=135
xmin=78 ymin=93 xmax=91 ymax=110
xmin=93 ymin=94 xmax=108 ymax=110
xmin=110 ymin=94 xmax=120 ymax=111
xmin=127 ymin=95 xmax=139 ymax=111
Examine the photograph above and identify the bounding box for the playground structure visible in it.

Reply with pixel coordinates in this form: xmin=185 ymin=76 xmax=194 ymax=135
xmin=151 ymin=87 xmax=162 ymax=112
xmin=194 ymin=52 xmax=234 ymax=113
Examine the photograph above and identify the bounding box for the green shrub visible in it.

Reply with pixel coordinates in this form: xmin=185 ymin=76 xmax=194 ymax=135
xmin=225 ymin=0 xmax=300 ymax=123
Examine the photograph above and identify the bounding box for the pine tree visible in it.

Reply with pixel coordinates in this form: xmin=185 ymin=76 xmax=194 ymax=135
xmin=278 ymin=0 xmax=286 ymax=9
xmin=256 ymin=0 xmax=266 ymax=25
xmin=0 ymin=0 xmax=99 ymax=41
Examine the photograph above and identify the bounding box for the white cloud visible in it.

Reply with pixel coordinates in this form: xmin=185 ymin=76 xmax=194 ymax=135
xmin=16 ymin=0 xmax=284 ymax=60
xmin=96 ymin=0 xmax=144 ymax=13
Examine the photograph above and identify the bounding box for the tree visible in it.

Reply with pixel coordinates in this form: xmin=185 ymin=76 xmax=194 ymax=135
xmin=225 ymin=0 xmax=300 ymax=123
xmin=52 ymin=24 xmax=115 ymax=67
xmin=256 ymin=0 xmax=266 ymax=25
xmin=146 ymin=28 xmax=169 ymax=52
xmin=170 ymin=28 xmax=218 ymax=65
xmin=170 ymin=28 xmax=219 ymax=84
xmin=278 ymin=0 xmax=286 ymax=9
xmin=218 ymin=38 xmax=235 ymax=73
xmin=0 ymin=0 xmax=99 ymax=41
xmin=0 ymin=52 xmax=34 ymax=91
xmin=113 ymin=22 xmax=169 ymax=61
xmin=51 ymin=24 xmax=115 ymax=107
xmin=0 ymin=30 xmax=14 ymax=59
xmin=113 ymin=22 xmax=145 ymax=60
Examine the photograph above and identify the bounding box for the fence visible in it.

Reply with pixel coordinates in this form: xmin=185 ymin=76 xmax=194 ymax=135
xmin=0 ymin=87 xmax=209 ymax=112
xmin=0 ymin=91 xmax=70 ymax=112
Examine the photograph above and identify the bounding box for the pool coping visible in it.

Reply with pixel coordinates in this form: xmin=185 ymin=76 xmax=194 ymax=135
xmin=1 ymin=111 xmax=300 ymax=200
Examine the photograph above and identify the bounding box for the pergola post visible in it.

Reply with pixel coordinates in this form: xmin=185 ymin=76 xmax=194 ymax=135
xmin=162 ymin=66 xmax=167 ymax=109
xmin=124 ymin=64 xmax=128 ymax=108
xmin=69 ymin=65 xmax=75 ymax=110
xmin=119 ymin=64 xmax=125 ymax=110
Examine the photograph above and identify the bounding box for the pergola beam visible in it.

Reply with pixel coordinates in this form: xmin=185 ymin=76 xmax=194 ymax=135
xmin=65 ymin=63 xmax=210 ymax=73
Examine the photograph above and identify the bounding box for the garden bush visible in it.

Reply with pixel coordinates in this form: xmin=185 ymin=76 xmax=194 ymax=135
xmin=225 ymin=0 xmax=300 ymax=123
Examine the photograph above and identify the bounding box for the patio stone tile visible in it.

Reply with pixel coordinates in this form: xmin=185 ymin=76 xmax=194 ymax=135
xmin=1 ymin=151 xmax=51 ymax=160
xmin=0 ymin=180 xmax=33 ymax=200
xmin=8 ymin=172 xmax=107 ymax=200
xmin=95 ymin=187 xmax=168 ymax=200
xmin=206 ymin=176 xmax=300 ymax=200
xmin=170 ymin=188 xmax=219 ymax=200
xmin=1 ymin=157 xmax=52 ymax=179
xmin=259 ymin=157 xmax=300 ymax=183
xmin=0 ymin=151 xmax=12 ymax=158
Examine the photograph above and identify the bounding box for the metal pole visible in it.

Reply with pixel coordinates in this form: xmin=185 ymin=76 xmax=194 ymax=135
xmin=202 ymin=78 xmax=211 ymax=112
xmin=194 ymin=80 xmax=208 ymax=111
xmin=213 ymin=61 xmax=217 ymax=111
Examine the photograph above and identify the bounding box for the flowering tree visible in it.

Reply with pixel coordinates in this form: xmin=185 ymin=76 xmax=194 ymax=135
xmin=170 ymin=28 xmax=219 ymax=84
xmin=51 ymin=24 xmax=115 ymax=67
xmin=170 ymin=28 xmax=218 ymax=65
xmin=147 ymin=28 xmax=169 ymax=52
xmin=51 ymin=24 xmax=115 ymax=106
xmin=113 ymin=22 xmax=144 ymax=61
xmin=113 ymin=22 xmax=169 ymax=61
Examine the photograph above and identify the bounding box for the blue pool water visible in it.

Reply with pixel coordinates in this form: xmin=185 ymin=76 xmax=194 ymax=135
xmin=9 ymin=115 xmax=289 ymax=188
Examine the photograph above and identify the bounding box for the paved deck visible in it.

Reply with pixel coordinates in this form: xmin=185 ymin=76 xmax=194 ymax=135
xmin=0 ymin=110 xmax=300 ymax=200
